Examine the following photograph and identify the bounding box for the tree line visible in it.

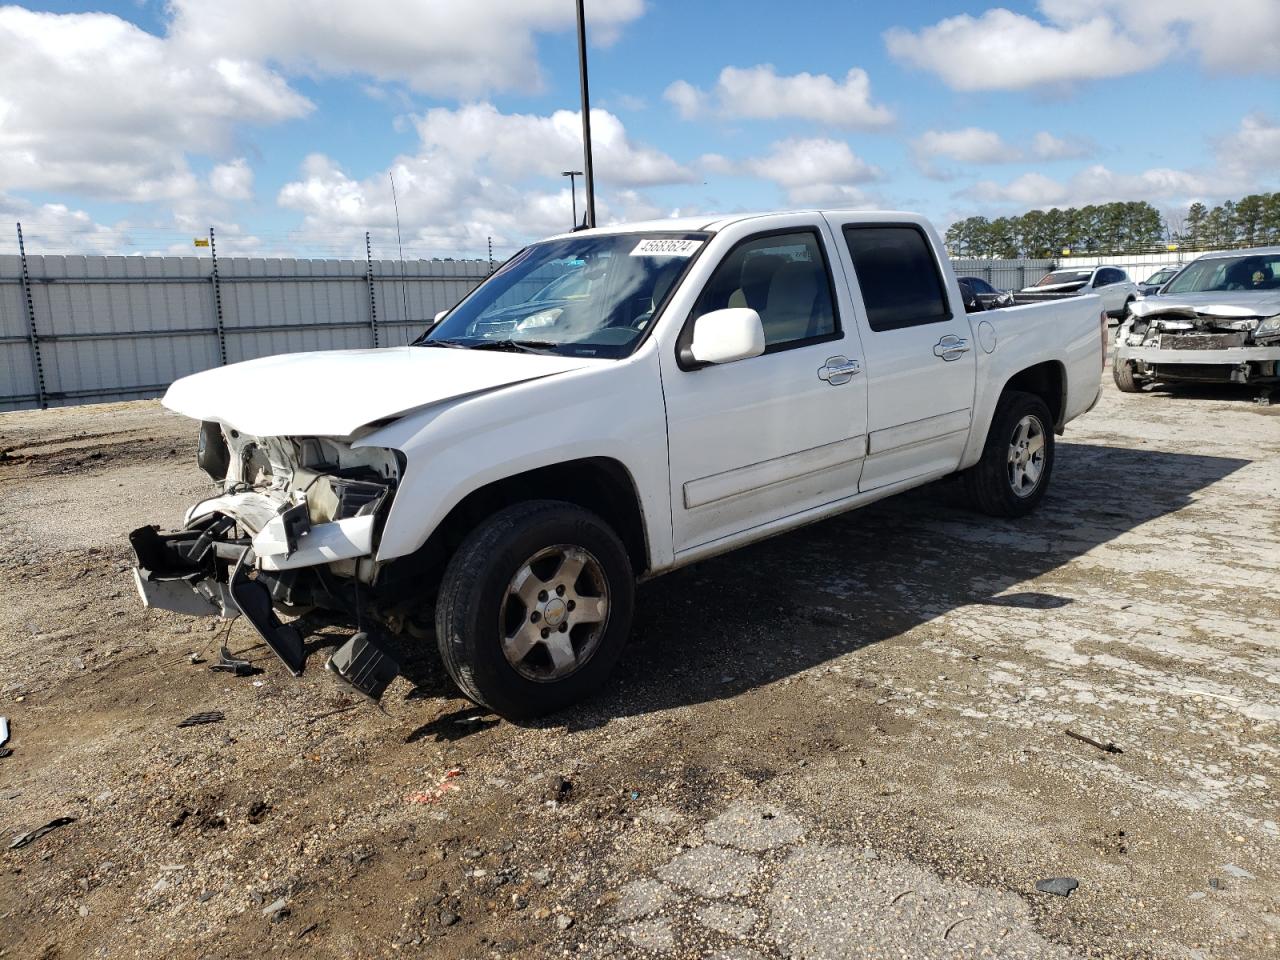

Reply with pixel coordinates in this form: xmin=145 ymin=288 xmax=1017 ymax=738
xmin=946 ymin=192 xmax=1280 ymax=259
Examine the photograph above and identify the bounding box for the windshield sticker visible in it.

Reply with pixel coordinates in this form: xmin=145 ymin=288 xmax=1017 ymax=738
xmin=630 ymin=238 xmax=703 ymax=258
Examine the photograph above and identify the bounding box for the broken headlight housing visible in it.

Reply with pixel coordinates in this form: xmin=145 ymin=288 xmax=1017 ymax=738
xmin=1255 ymin=314 xmax=1280 ymax=341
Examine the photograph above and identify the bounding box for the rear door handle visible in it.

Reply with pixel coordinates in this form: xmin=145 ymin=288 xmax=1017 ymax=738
xmin=933 ymin=335 xmax=970 ymax=362
xmin=818 ymin=356 xmax=861 ymax=385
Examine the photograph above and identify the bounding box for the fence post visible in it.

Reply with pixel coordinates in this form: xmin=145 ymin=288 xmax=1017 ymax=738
xmin=365 ymin=231 xmax=380 ymax=347
xmin=16 ymin=222 xmax=47 ymax=409
xmin=488 ymin=236 xmax=494 ymax=274
xmin=208 ymin=227 xmax=228 ymax=366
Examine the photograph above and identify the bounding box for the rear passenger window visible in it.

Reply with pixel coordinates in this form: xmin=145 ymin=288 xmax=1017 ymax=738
xmin=692 ymin=231 xmax=839 ymax=349
xmin=843 ymin=226 xmax=950 ymax=332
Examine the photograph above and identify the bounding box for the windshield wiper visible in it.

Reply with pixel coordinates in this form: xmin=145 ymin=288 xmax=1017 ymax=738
xmin=464 ymin=338 xmax=559 ymax=354
xmin=417 ymin=337 xmax=471 ymax=348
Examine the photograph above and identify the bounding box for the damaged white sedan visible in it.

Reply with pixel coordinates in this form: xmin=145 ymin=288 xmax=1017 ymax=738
xmin=1113 ymin=247 xmax=1280 ymax=395
xmin=132 ymin=210 xmax=1104 ymax=718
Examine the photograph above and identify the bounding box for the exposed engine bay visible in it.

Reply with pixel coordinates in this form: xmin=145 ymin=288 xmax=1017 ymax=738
xmin=1117 ymin=300 xmax=1280 ymax=386
xmin=130 ymin=422 xmax=404 ymax=698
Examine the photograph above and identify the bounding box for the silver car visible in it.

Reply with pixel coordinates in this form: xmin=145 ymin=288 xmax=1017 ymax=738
xmin=1112 ymin=247 xmax=1280 ymax=394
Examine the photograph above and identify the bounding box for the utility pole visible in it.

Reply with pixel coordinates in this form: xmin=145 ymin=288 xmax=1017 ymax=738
xmin=574 ymin=0 xmax=596 ymax=228
xmin=562 ymin=170 xmax=583 ymax=228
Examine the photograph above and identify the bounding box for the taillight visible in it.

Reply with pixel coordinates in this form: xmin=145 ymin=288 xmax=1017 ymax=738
xmin=1100 ymin=311 xmax=1108 ymax=371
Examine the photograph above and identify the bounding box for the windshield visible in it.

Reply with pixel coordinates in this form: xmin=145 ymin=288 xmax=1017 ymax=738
xmin=1035 ymin=270 xmax=1092 ymax=287
xmin=1143 ymin=268 xmax=1176 ymax=286
xmin=1163 ymin=253 xmax=1280 ymax=295
xmin=420 ymin=232 xmax=709 ymax=358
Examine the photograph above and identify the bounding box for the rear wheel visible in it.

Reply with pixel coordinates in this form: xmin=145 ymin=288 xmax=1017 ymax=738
xmin=1113 ymin=356 xmax=1142 ymax=393
xmin=435 ymin=500 xmax=634 ymax=719
xmin=963 ymin=390 xmax=1055 ymax=518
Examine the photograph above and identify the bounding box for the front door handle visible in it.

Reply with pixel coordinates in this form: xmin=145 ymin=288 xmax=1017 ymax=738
xmin=818 ymin=356 xmax=861 ymax=385
xmin=933 ymin=335 xmax=970 ymax=362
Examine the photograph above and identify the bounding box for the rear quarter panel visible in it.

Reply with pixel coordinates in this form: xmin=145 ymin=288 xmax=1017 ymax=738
xmin=957 ymin=296 xmax=1104 ymax=470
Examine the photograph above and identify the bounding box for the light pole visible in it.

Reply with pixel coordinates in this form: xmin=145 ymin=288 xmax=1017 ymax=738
xmin=562 ymin=170 xmax=583 ymax=229
xmin=575 ymin=0 xmax=596 ymax=227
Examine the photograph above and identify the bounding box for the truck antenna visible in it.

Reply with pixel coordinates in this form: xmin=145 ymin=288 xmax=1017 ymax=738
xmin=389 ymin=171 xmax=410 ymax=328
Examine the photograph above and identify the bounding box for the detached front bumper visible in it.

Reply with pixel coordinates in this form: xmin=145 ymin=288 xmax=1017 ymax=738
xmin=130 ymin=490 xmax=397 ymax=696
xmin=1116 ymin=343 xmax=1280 ymax=383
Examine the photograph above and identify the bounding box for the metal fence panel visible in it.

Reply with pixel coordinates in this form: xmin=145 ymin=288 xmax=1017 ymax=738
xmin=951 ymin=258 xmax=1055 ymax=292
xmin=0 ymin=255 xmax=39 ymax=408
xmin=0 ymin=253 xmax=493 ymax=411
xmin=952 ymin=247 xmax=1242 ymax=293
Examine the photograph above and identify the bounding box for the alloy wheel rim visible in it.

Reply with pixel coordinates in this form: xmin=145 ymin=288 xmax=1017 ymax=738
xmin=1007 ymin=414 xmax=1046 ymax=498
xmin=499 ymin=544 xmax=610 ymax=682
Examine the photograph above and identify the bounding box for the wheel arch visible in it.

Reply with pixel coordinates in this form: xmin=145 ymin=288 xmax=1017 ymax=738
xmin=386 ymin=457 xmax=651 ymax=608
xmin=1001 ymin=360 xmax=1067 ymax=433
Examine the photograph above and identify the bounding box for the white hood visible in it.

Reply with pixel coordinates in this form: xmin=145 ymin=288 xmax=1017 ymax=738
xmin=163 ymin=346 xmax=593 ymax=437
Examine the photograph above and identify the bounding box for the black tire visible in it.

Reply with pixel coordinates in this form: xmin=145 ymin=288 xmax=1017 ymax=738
xmin=1113 ymin=356 xmax=1142 ymax=393
xmin=435 ymin=500 xmax=634 ymax=719
xmin=962 ymin=390 xmax=1055 ymax=518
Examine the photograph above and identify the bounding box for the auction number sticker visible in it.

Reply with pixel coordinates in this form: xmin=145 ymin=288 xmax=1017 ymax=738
xmin=630 ymin=238 xmax=703 ymax=257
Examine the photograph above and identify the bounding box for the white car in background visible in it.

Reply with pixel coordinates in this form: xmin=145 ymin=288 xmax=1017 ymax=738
xmin=1020 ymin=266 xmax=1140 ymax=318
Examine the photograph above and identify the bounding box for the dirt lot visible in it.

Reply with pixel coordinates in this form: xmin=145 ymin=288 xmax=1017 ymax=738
xmin=1 ymin=377 xmax=1277 ymax=960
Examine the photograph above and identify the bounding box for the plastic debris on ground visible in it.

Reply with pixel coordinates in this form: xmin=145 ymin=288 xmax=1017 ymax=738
xmin=406 ymin=769 xmax=464 ymax=804
xmin=10 ymin=816 xmax=76 ymax=850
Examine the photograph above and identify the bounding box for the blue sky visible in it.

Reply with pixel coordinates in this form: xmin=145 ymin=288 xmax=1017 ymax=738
xmin=1 ymin=1 xmax=1277 ymax=259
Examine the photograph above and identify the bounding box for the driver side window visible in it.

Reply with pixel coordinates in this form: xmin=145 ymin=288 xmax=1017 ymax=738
xmin=691 ymin=231 xmax=840 ymax=350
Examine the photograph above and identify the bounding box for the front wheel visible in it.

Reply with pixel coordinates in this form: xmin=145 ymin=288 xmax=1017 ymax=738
xmin=1113 ymin=356 xmax=1143 ymax=393
xmin=435 ymin=500 xmax=635 ymax=719
xmin=962 ymin=390 xmax=1055 ymax=518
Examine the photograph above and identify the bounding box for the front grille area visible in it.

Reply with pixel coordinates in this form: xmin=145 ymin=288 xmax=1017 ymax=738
xmin=1157 ymin=333 xmax=1246 ymax=350
xmin=1152 ymin=364 xmax=1236 ymax=381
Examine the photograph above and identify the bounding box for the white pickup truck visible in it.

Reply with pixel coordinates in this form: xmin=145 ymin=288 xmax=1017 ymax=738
xmin=131 ymin=211 xmax=1106 ymax=717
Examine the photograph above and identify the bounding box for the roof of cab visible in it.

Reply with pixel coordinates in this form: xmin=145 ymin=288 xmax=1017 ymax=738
xmin=541 ymin=209 xmax=931 ymax=243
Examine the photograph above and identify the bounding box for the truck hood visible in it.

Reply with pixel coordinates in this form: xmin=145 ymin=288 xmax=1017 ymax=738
xmin=162 ymin=346 xmax=593 ymax=437
xmin=1135 ymin=291 xmax=1280 ymax=318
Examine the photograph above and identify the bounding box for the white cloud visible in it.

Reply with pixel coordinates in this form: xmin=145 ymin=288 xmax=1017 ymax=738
xmin=210 ymin=159 xmax=255 ymax=201
xmin=1030 ymin=131 xmax=1091 ymax=161
xmin=886 ymin=2 xmax=1279 ymax=91
xmin=744 ymin=138 xmax=881 ymax=189
xmin=169 ymin=0 xmax=645 ymax=98
xmin=962 ymin=112 xmax=1280 ymax=210
xmin=0 ymin=191 xmax=269 ymax=257
xmin=967 ymin=166 xmax=1212 ymax=209
xmin=703 ymin=138 xmax=882 ymax=207
xmin=1039 ymin=0 xmax=1280 ymax=72
xmin=665 ymin=65 xmax=893 ymax=128
xmin=1217 ymin=113 xmax=1280 ymax=182
xmin=914 ymin=127 xmax=1093 ymax=178
xmin=411 ymin=103 xmax=693 ymax=188
xmin=917 ymin=128 xmax=1012 ymax=166
xmin=278 ymin=104 xmax=687 ymax=250
xmin=0 ymin=7 xmax=310 ymax=202
xmin=885 ymin=9 xmax=1162 ymax=91
xmin=0 ymin=1 xmax=650 ymax=218
xmin=0 ymin=192 xmax=133 ymax=254
xmin=662 ymin=80 xmax=707 ymax=121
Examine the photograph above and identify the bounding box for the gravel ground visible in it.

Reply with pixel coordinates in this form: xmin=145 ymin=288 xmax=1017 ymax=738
xmin=0 ymin=377 xmax=1277 ymax=959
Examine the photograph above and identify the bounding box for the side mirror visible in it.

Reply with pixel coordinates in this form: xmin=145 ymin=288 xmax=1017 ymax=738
xmin=689 ymin=308 xmax=766 ymax=365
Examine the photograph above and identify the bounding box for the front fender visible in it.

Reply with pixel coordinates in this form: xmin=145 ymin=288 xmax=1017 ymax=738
xmin=356 ymin=350 xmax=673 ymax=569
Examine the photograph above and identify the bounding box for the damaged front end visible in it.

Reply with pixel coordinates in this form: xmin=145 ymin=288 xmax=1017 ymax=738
xmin=130 ymin=422 xmax=403 ymax=699
xmin=1116 ymin=300 xmax=1280 ymax=386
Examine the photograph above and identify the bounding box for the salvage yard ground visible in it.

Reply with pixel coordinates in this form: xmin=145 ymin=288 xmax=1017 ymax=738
xmin=0 ymin=375 xmax=1277 ymax=959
